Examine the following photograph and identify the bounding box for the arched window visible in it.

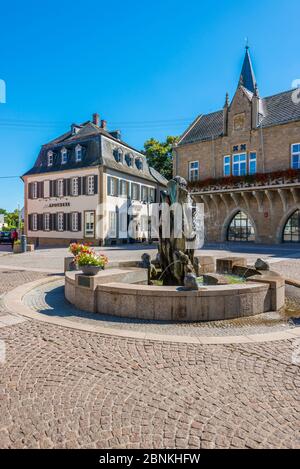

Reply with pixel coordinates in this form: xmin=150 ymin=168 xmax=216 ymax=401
xmin=75 ymin=144 xmax=82 ymax=162
xmin=61 ymin=147 xmax=67 ymax=164
xmin=113 ymin=148 xmax=123 ymax=163
xmin=135 ymin=157 xmax=143 ymax=170
xmin=227 ymin=211 xmax=255 ymax=242
xmin=283 ymin=210 xmax=300 ymax=242
xmin=47 ymin=150 xmax=53 ymax=167
xmin=125 ymin=152 xmax=133 ymax=167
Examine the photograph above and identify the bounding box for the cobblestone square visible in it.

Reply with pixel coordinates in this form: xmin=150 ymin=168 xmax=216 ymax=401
xmin=0 ymin=251 xmax=299 ymax=449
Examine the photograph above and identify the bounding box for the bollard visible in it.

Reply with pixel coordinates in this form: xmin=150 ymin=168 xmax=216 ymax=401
xmin=21 ymin=234 xmax=27 ymax=253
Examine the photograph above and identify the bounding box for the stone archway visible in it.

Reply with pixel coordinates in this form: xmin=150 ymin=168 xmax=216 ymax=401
xmin=277 ymin=205 xmax=300 ymax=243
xmin=221 ymin=208 xmax=257 ymax=242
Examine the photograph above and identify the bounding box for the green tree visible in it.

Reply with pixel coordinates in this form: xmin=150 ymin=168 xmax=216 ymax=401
xmin=143 ymin=136 xmax=178 ymax=181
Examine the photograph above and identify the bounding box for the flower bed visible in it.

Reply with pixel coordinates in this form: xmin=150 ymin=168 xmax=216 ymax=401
xmin=188 ymin=169 xmax=300 ymax=192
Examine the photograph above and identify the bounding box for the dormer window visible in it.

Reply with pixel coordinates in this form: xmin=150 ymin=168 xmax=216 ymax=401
xmin=125 ymin=153 xmax=133 ymax=167
xmin=114 ymin=148 xmax=123 ymax=163
xmin=75 ymin=144 xmax=82 ymax=162
xmin=61 ymin=147 xmax=67 ymax=164
xmin=135 ymin=158 xmax=143 ymax=170
xmin=47 ymin=151 xmax=53 ymax=167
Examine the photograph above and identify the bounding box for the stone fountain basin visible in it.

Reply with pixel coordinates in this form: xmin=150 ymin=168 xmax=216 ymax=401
xmin=65 ymin=265 xmax=285 ymax=322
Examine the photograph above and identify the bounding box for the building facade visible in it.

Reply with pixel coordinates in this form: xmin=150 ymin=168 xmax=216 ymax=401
xmin=174 ymin=47 xmax=300 ymax=244
xmin=22 ymin=114 xmax=167 ymax=246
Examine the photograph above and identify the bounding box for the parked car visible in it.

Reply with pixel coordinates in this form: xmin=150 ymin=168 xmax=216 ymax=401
xmin=0 ymin=231 xmax=11 ymax=244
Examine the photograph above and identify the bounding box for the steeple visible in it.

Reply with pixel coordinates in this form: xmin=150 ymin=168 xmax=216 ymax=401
xmin=239 ymin=46 xmax=257 ymax=93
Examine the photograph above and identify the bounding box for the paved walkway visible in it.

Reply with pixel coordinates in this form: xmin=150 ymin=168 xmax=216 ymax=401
xmin=0 ymin=269 xmax=300 ymax=448
xmin=1 ymin=242 xmax=300 ymax=274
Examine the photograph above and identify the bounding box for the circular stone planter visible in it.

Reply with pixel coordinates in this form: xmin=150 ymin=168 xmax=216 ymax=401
xmin=80 ymin=265 xmax=103 ymax=276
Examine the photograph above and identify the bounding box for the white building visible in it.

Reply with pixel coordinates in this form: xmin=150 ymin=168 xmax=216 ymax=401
xmin=22 ymin=114 xmax=167 ymax=246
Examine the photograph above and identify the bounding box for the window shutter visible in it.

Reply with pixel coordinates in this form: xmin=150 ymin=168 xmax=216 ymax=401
xmin=67 ymin=178 xmax=71 ymax=196
xmin=115 ymin=178 xmax=120 ymax=196
xmin=63 ymin=213 xmax=68 ymax=231
xmin=94 ymin=175 xmax=98 ymax=194
xmin=68 ymin=213 xmax=72 ymax=231
xmin=78 ymin=177 xmax=82 ymax=196
xmin=28 ymin=183 xmax=33 ymax=199
xmin=52 ymin=213 xmax=57 ymax=231
xmin=37 ymin=214 xmax=42 ymax=230
xmin=82 ymin=176 xmax=87 ymax=195
xmin=63 ymin=179 xmax=67 ymax=197
xmin=78 ymin=213 xmax=82 ymax=232
xmin=49 ymin=213 xmax=53 ymax=231
xmin=28 ymin=214 xmax=33 ymax=230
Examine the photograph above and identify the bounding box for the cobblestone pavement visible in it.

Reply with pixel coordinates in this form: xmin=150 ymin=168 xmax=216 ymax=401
xmin=24 ymin=279 xmax=299 ymax=337
xmin=0 ymin=269 xmax=300 ymax=449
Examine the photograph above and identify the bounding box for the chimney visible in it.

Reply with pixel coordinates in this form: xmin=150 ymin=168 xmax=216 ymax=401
xmin=101 ymin=119 xmax=107 ymax=130
xmin=92 ymin=113 xmax=100 ymax=126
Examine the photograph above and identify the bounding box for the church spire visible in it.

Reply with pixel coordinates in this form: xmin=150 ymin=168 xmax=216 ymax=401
xmin=239 ymin=46 xmax=257 ymax=93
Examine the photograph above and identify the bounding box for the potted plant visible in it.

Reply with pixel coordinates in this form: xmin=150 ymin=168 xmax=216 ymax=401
xmin=13 ymin=239 xmax=22 ymax=254
xmin=75 ymin=251 xmax=108 ymax=276
xmin=66 ymin=242 xmax=92 ymax=271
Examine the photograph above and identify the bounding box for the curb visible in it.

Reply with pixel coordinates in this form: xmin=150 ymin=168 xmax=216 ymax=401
xmin=3 ymin=276 xmax=300 ymax=345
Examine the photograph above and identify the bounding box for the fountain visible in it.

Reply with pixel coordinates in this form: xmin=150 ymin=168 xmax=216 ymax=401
xmin=64 ymin=176 xmax=286 ymax=321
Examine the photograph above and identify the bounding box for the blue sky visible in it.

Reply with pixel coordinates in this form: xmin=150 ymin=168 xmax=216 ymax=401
xmin=0 ymin=0 xmax=299 ymax=211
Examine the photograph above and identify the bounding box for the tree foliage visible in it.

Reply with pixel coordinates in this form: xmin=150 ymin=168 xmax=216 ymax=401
xmin=0 ymin=208 xmax=21 ymax=229
xmin=143 ymin=136 xmax=178 ymax=181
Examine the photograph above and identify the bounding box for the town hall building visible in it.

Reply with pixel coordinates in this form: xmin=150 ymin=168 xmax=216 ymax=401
xmin=22 ymin=114 xmax=167 ymax=246
xmin=174 ymin=47 xmax=300 ymax=244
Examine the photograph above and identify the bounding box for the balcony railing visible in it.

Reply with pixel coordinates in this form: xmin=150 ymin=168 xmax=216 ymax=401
xmin=188 ymin=169 xmax=300 ymax=193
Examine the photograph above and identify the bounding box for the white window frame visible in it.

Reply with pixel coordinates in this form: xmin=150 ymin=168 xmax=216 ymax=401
xmin=32 ymin=213 xmax=38 ymax=231
xmin=132 ymin=183 xmax=139 ymax=200
xmin=249 ymin=152 xmax=257 ymax=175
xmin=72 ymin=177 xmax=79 ymax=196
xmin=189 ymin=161 xmax=199 ymax=181
xmin=61 ymin=147 xmax=67 ymax=165
xmin=108 ymin=177 xmax=118 ymax=196
xmin=141 ymin=186 xmax=148 ymax=202
xmin=44 ymin=213 xmax=50 ymax=231
xmin=87 ymin=175 xmax=95 ymax=195
xmin=75 ymin=144 xmax=82 ymax=162
xmin=108 ymin=211 xmax=117 ymax=237
xmin=84 ymin=211 xmax=95 ymax=238
xmin=232 ymin=153 xmax=247 ymax=176
xmin=57 ymin=179 xmax=64 ymax=197
xmin=120 ymin=179 xmax=127 ymax=197
xmin=32 ymin=181 xmax=38 ymax=199
xmin=71 ymin=212 xmax=79 ymax=232
xmin=57 ymin=212 xmax=64 ymax=232
xmin=119 ymin=211 xmax=127 ymax=232
xmin=149 ymin=188 xmax=156 ymax=203
xmin=223 ymin=155 xmax=231 ymax=176
xmin=47 ymin=151 xmax=53 ymax=167
xmin=291 ymin=143 xmax=300 ymax=169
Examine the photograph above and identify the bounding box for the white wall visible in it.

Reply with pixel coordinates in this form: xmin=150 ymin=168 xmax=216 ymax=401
xmin=26 ymin=168 xmax=99 ymax=239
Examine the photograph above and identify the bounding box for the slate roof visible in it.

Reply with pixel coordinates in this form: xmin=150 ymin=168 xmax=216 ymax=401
xmin=239 ymin=47 xmax=257 ymax=93
xmin=178 ymin=88 xmax=300 ymax=146
xmin=23 ymin=120 xmax=168 ymax=186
